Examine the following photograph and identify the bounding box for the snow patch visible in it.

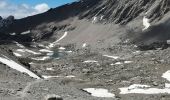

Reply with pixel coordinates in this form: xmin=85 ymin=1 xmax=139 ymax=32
xmin=128 ymin=84 xmax=150 ymax=90
xmin=15 ymin=42 xmax=25 ymax=48
xmin=92 ymin=17 xmax=98 ymax=23
xmin=83 ymin=88 xmax=115 ymax=98
xmin=167 ymin=40 xmax=170 ymax=45
xmin=120 ymin=71 xmax=170 ymax=94
xmin=124 ymin=61 xmax=133 ymax=64
xmin=162 ymin=70 xmax=170 ymax=81
xmin=21 ymin=30 xmax=30 ymax=35
xmin=114 ymin=62 xmax=123 ymax=65
xmin=38 ymin=44 xmax=46 ymax=48
xmin=82 ymin=43 xmax=87 ymax=48
xmin=133 ymin=51 xmax=141 ymax=54
xmin=48 ymin=32 xmax=68 ymax=48
xmin=58 ymin=47 xmax=66 ymax=50
xmin=42 ymin=75 xmax=75 ymax=79
xmin=24 ymin=49 xmax=41 ymax=55
xmin=10 ymin=33 xmax=16 ymax=35
xmin=100 ymin=15 xmax=104 ymax=20
xmin=66 ymin=51 xmax=73 ymax=53
xmin=31 ymin=56 xmax=50 ymax=61
xmin=29 ymin=62 xmax=35 ymax=65
xmin=83 ymin=60 xmax=98 ymax=63
xmin=165 ymin=83 xmax=170 ymax=88
xmin=119 ymin=84 xmax=170 ymax=94
xmin=142 ymin=16 xmax=150 ymax=31
xmin=0 ymin=55 xmax=40 ymax=79
xmin=46 ymin=52 xmax=54 ymax=56
xmin=39 ymin=49 xmax=53 ymax=53
xmin=16 ymin=49 xmax=25 ymax=52
xmin=13 ymin=52 xmax=22 ymax=57
xmin=46 ymin=67 xmax=54 ymax=71
xmin=103 ymin=55 xmax=119 ymax=59
xmin=17 ymin=49 xmax=41 ymax=55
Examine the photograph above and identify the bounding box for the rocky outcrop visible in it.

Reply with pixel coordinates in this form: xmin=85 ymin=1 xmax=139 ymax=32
xmin=0 ymin=16 xmax=14 ymax=33
xmin=0 ymin=16 xmax=2 ymax=20
xmin=80 ymin=0 xmax=170 ymax=24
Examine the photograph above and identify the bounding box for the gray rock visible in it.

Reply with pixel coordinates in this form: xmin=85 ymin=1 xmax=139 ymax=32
xmin=45 ymin=94 xmax=63 ymax=100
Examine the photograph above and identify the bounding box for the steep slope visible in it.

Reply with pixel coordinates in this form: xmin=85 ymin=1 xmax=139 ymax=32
xmin=0 ymin=0 xmax=170 ymax=48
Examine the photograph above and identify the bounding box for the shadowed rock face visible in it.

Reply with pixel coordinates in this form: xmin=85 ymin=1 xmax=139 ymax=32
xmin=0 ymin=16 xmax=14 ymax=33
xmin=80 ymin=0 xmax=170 ymax=24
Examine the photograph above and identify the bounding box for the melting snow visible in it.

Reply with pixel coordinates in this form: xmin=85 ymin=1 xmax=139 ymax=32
xmin=0 ymin=55 xmax=40 ymax=79
xmin=16 ymin=49 xmax=25 ymax=52
xmin=83 ymin=60 xmax=98 ymax=63
xmin=82 ymin=43 xmax=87 ymax=48
xmin=103 ymin=55 xmax=119 ymax=59
xmin=143 ymin=16 xmax=150 ymax=30
xmin=83 ymin=88 xmax=115 ymax=98
xmin=15 ymin=42 xmax=25 ymax=48
xmin=38 ymin=44 xmax=46 ymax=48
xmin=124 ymin=61 xmax=133 ymax=64
xmin=46 ymin=52 xmax=54 ymax=56
xmin=92 ymin=17 xmax=98 ymax=23
xmin=100 ymin=15 xmax=104 ymax=20
xmin=29 ymin=62 xmax=35 ymax=65
xmin=46 ymin=68 xmax=54 ymax=71
xmin=167 ymin=40 xmax=170 ymax=45
xmin=133 ymin=51 xmax=141 ymax=54
xmin=31 ymin=56 xmax=50 ymax=61
xmin=48 ymin=43 xmax=55 ymax=48
xmin=17 ymin=49 xmax=41 ymax=55
xmin=39 ymin=49 xmax=53 ymax=53
xmin=119 ymin=84 xmax=170 ymax=94
xmin=24 ymin=49 xmax=41 ymax=55
xmin=127 ymin=84 xmax=150 ymax=90
xmin=58 ymin=47 xmax=66 ymax=50
xmin=66 ymin=51 xmax=73 ymax=53
xmin=42 ymin=75 xmax=75 ymax=79
xmin=48 ymin=32 xmax=68 ymax=48
xmin=21 ymin=30 xmax=30 ymax=35
xmin=162 ymin=70 xmax=170 ymax=82
xmin=13 ymin=52 xmax=22 ymax=57
xmin=165 ymin=83 xmax=170 ymax=88
xmin=114 ymin=62 xmax=123 ymax=65
xmin=120 ymin=70 xmax=170 ymax=94
xmin=10 ymin=33 xmax=16 ymax=35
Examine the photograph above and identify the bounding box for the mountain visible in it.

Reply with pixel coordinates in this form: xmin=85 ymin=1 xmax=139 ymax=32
xmin=1 ymin=0 xmax=170 ymax=48
xmin=1 ymin=0 xmax=170 ymax=100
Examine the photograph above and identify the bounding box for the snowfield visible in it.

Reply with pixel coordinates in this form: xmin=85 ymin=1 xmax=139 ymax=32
xmin=142 ymin=16 xmax=150 ymax=30
xmin=0 ymin=55 xmax=40 ymax=79
xmin=120 ymin=70 xmax=170 ymax=94
xmin=83 ymin=88 xmax=115 ymax=98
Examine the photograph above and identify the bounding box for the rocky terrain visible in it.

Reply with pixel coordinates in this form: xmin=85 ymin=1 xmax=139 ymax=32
xmin=0 ymin=0 xmax=170 ymax=100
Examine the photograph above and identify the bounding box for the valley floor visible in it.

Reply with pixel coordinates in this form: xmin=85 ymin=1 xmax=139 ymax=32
xmin=0 ymin=42 xmax=170 ymax=100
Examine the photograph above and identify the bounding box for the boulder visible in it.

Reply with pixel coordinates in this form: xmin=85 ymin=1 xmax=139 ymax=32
xmin=45 ymin=94 xmax=63 ymax=100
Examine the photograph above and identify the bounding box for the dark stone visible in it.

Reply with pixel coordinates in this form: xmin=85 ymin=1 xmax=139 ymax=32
xmin=45 ymin=95 xmax=63 ymax=100
xmin=48 ymin=97 xmax=63 ymax=100
xmin=0 ymin=16 xmax=2 ymax=20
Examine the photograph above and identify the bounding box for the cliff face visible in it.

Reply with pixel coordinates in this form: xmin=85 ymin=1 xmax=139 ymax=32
xmin=0 ymin=0 xmax=170 ymax=46
xmin=81 ymin=0 xmax=170 ymax=24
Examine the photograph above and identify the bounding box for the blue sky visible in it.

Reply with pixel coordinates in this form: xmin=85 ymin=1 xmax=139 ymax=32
xmin=9 ymin=0 xmax=76 ymax=8
xmin=0 ymin=0 xmax=76 ymax=19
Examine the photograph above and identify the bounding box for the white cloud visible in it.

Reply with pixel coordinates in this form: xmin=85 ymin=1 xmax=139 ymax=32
xmin=34 ymin=3 xmax=49 ymax=13
xmin=0 ymin=1 xmax=7 ymax=9
xmin=0 ymin=1 xmax=50 ymax=19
